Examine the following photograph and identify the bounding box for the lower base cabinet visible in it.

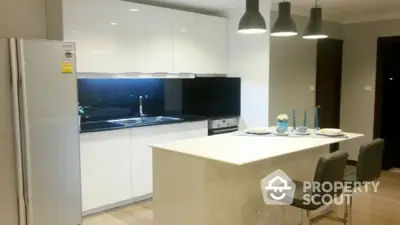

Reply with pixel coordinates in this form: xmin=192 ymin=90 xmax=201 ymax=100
xmin=80 ymin=129 xmax=132 ymax=212
xmin=80 ymin=121 xmax=208 ymax=214
xmin=130 ymin=121 xmax=208 ymax=198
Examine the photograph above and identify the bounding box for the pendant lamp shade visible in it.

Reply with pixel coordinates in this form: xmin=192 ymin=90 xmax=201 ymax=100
xmin=271 ymin=1 xmax=298 ymax=37
xmin=303 ymin=7 xmax=328 ymax=39
xmin=238 ymin=0 xmax=267 ymax=34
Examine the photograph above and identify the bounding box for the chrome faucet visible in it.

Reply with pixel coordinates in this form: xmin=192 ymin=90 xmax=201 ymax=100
xmin=139 ymin=95 xmax=148 ymax=119
xmin=139 ymin=96 xmax=144 ymax=118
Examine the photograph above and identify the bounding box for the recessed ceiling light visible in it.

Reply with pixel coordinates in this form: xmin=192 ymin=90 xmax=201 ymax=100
xmin=180 ymin=29 xmax=188 ymax=32
xmin=110 ymin=22 xmax=117 ymax=25
xmin=129 ymin=8 xmax=139 ymax=12
xmin=72 ymin=30 xmax=78 ymax=33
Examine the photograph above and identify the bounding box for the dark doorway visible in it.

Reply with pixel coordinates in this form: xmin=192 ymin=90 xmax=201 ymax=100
xmin=375 ymin=36 xmax=400 ymax=170
xmin=315 ymin=39 xmax=344 ymax=152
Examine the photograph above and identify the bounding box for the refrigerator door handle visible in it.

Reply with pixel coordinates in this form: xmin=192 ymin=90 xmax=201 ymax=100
xmin=10 ymin=38 xmax=27 ymax=225
xmin=16 ymin=38 xmax=34 ymax=225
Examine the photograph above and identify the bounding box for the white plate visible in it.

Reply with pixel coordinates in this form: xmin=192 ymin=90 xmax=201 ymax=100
xmin=245 ymin=127 xmax=271 ymax=135
xmin=316 ymin=129 xmax=344 ymax=137
xmin=295 ymin=131 xmax=311 ymax=135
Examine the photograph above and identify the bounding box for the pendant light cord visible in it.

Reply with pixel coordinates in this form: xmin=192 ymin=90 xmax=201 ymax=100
xmin=315 ymin=0 xmax=318 ymax=7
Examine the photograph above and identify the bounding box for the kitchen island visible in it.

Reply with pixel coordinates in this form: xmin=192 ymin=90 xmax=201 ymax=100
xmin=150 ymin=130 xmax=363 ymax=225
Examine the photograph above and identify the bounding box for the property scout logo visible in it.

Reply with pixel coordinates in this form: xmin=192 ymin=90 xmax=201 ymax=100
xmin=260 ymin=169 xmax=380 ymax=206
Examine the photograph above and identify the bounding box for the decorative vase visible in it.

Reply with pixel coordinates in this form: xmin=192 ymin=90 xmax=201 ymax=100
xmin=276 ymin=121 xmax=289 ymax=134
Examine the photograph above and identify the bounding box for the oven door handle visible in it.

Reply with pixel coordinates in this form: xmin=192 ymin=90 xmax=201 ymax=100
xmin=211 ymin=127 xmax=238 ymax=134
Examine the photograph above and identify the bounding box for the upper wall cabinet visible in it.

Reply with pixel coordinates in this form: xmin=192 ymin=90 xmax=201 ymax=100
xmin=63 ymin=0 xmax=127 ymax=73
xmin=144 ymin=6 xmax=174 ymax=73
xmin=172 ymin=11 xmax=228 ymax=74
xmin=172 ymin=11 xmax=196 ymax=73
xmin=63 ymin=0 xmax=227 ymax=74
xmin=118 ymin=1 xmax=148 ymax=73
xmin=194 ymin=14 xmax=228 ymax=74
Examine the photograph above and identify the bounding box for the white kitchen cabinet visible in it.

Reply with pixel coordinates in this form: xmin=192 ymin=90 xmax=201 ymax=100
xmin=194 ymin=14 xmax=228 ymax=74
xmin=144 ymin=6 xmax=174 ymax=73
xmin=80 ymin=129 xmax=132 ymax=212
xmin=63 ymin=0 xmax=126 ymax=73
xmin=63 ymin=1 xmax=227 ymax=74
xmin=172 ymin=10 xmax=196 ymax=73
xmin=130 ymin=126 xmax=160 ymax=198
xmin=130 ymin=121 xmax=208 ymax=198
xmin=118 ymin=1 xmax=148 ymax=73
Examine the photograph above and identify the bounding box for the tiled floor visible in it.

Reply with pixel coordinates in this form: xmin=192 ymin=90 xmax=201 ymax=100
xmin=83 ymin=171 xmax=400 ymax=225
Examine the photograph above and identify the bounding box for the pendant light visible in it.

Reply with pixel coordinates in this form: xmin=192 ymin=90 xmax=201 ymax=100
xmin=271 ymin=1 xmax=298 ymax=37
xmin=238 ymin=0 xmax=267 ymax=34
xmin=303 ymin=0 xmax=328 ymax=39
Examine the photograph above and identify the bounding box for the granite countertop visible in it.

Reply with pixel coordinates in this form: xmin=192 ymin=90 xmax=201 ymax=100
xmin=80 ymin=115 xmax=208 ymax=133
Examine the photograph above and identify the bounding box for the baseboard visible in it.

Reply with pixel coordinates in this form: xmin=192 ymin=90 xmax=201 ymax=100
xmin=82 ymin=193 xmax=153 ymax=217
xmin=347 ymin=160 xmax=358 ymax=166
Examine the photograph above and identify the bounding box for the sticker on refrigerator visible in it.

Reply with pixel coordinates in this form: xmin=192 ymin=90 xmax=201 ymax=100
xmin=62 ymin=60 xmax=73 ymax=73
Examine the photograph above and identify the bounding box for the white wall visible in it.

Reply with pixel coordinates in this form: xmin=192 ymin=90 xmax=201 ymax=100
xmin=0 ymin=0 xmax=47 ymax=38
xmin=269 ymin=12 xmax=343 ymax=127
xmin=340 ymin=19 xmax=400 ymax=160
xmin=225 ymin=1 xmax=271 ymax=128
xmin=0 ymin=1 xmax=57 ymax=225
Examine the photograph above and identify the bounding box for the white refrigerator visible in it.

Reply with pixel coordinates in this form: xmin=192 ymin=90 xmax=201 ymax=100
xmin=2 ymin=38 xmax=82 ymax=225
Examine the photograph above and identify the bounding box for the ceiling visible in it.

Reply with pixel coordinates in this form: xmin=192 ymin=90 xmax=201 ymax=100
xmin=131 ymin=0 xmax=400 ymax=23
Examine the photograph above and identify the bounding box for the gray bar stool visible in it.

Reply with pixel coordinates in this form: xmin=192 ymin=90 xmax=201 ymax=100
xmin=343 ymin=138 xmax=385 ymax=225
xmin=269 ymin=151 xmax=349 ymax=225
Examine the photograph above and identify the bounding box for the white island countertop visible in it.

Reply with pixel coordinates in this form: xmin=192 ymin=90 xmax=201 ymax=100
xmin=150 ymin=129 xmax=364 ymax=165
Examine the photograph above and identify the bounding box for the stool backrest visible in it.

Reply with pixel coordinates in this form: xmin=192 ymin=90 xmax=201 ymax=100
xmin=313 ymin=151 xmax=349 ymax=197
xmin=356 ymin=138 xmax=385 ymax=182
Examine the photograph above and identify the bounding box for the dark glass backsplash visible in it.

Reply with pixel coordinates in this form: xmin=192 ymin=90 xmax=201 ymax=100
xmin=182 ymin=77 xmax=241 ymax=118
xmin=78 ymin=78 xmax=241 ymax=122
xmin=78 ymin=79 xmax=182 ymax=122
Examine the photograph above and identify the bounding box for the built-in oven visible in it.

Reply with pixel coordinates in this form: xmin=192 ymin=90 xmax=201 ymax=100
xmin=208 ymin=117 xmax=239 ymax=136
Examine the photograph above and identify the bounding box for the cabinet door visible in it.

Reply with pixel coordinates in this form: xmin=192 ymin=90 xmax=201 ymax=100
xmin=185 ymin=121 xmax=209 ymax=138
xmin=173 ymin=10 xmax=196 ymax=73
xmin=130 ymin=126 xmax=162 ymax=197
xmin=145 ymin=6 xmax=174 ymax=73
xmin=130 ymin=122 xmax=208 ymax=198
xmin=154 ymin=121 xmax=208 ymax=144
xmin=80 ymin=129 xmax=131 ymax=211
xmin=63 ymin=0 xmax=125 ymax=73
xmin=118 ymin=1 xmax=147 ymax=73
xmin=194 ymin=14 xmax=228 ymax=74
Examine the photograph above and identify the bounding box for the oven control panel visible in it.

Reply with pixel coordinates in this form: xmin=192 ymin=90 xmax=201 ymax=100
xmin=209 ymin=117 xmax=239 ymax=129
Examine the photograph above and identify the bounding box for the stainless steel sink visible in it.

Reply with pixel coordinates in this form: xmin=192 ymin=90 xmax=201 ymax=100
xmin=108 ymin=116 xmax=182 ymax=126
xmin=146 ymin=116 xmax=182 ymax=123
xmin=108 ymin=117 xmax=145 ymax=126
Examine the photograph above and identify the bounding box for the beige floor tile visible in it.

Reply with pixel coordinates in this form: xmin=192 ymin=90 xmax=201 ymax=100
xmin=83 ymin=213 xmax=128 ymax=225
xmin=108 ymin=202 xmax=153 ymax=225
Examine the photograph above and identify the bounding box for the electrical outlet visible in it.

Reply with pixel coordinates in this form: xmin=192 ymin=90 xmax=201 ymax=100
xmin=363 ymin=85 xmax=373 ymax=92
xmin=308 ymin=86 xmax=315 ymax=92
